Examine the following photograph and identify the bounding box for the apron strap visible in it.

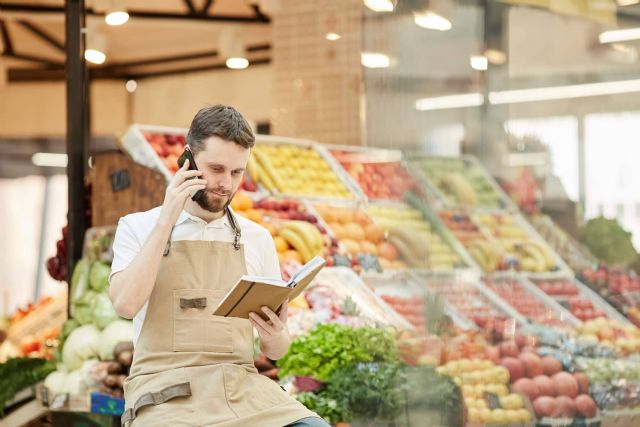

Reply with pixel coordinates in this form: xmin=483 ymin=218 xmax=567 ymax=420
xmin=121 ymin=382 xmax=192 ymax=427
xmin=226 ymin=207 xmax=242 ymax=251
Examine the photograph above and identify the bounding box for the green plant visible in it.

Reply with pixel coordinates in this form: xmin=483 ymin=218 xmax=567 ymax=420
xmin=277 ymin=323 xmax=399 ymax=381
xmin=0 ymin=358 xmax=55 ymax=416
xmin=581 ymin=217 xmax=638 ymax=267
xmin=296 ymin=392 xmax=349 ymax=426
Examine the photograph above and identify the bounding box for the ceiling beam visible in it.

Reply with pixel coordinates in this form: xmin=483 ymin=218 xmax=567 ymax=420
xmin=2 ymin=51 xmax=63 ymax=67
xmin=182 ymin=0 xmax=197 ymax=15
xmin=7 ymin=56 xmax=271 ymax=82
xmin=202 ymin=0 xmax=215 ymax=16
xmin=0 ymin=2 xmax=270 ymax=23
xmin=16 ymin=19 xmax=65 ymax=53
xmin=0 ymin=19 xmax=14 ymax=53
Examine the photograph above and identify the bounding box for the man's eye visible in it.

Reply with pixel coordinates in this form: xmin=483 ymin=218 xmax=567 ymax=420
xmin=232 ymin=170 xmax=244 ymax=176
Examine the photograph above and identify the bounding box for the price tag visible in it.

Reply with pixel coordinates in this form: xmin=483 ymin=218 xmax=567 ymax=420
xmin=50 ymin=393 xmax=69 ymax=410
xmin=111 ymin=169 xmax=130 ymax=192
xmin=484 ymin=391 xmax=502 ymax=410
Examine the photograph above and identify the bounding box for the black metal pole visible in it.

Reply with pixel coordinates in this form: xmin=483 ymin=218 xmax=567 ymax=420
xmin=65 ymin=0 xmax=88 ymax=287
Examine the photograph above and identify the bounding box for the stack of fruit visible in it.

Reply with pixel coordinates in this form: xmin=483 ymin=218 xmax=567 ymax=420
xmin=141 ymin=131 xmax=186 ymax=174
xmin=436 ymin=358 xmax=533 ymax=424
xmin=424 ymin=279 xmax=513 ymax=331
xmin=575 ymin=317 xmax=640 ymax=355
xmin=230 ymin=193 xmax=329 ymax=266
xmin=367 ymin=204 xmax=463 ymax=270
xmin=248 ymin=144 xmax=354 ymax=199
xmin=532 ymin=279 xmax=608 ymax=322
xmin=438 ymin=211 xmax=503 ymax=273
xmin=473 ymin=212 xmax=559 ymax=273
xmin=379 ymin=295 xmax=425 ymax=333
xmin=331 ymin=151 xmax=416 ymax=200
xmin=485 ymin=280 xmax=573 ymax=330
xmin=314 ymin=204 xmax=400 ymax=270
xmin=495 ymin=340 xmax=597 ymax=421
xmin=411 ymin=157 xmax=505 ymax=208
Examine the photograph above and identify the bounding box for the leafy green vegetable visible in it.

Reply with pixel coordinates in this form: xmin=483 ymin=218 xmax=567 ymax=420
xmin=581 ymin=217 xmax=638 ymax=267
xmin=73 ymin=290 xmax=98 ymax=325
xmin=70 ymin=258 xmax=90 ymax=307
xmin=277 ymin=324 xmax=399 ymax=381
xmin=0 ymin=358 xmax=55 ymax=416
xmin=89 ymin=261 xmax=111 ymax=292
xmin=296 ymin=392 xmax=348 ymax=426
xmin=92 ymin=293 xmax=119 ymax=330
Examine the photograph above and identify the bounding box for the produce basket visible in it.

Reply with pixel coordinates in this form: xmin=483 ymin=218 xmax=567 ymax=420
xmin=251 ymin=136 xmax=366 ymax=201
xmin=407 ymin=154 xmax=518 ymax=211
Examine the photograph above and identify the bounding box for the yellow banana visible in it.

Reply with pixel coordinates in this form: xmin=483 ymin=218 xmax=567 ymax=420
xmin=388 ymin=227 xmax=430 ymax=261
xmin=388 ymin=236 xmax=428 ymax=268
xmin=246 ymin=155 xmax=261 ymax=184
xmin=282 ymin=221 xmax=323 ymax=257
xmin=279 ymin=228 xmax=313 ymax=262
xmin=253 ymin=150 xmax=285 ymax=192
xmin=467 ymin=244 xmax=489 ymax=271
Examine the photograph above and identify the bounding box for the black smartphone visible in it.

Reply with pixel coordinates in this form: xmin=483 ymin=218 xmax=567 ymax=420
xmin=177 ymin=146 xmax=205 ymax=202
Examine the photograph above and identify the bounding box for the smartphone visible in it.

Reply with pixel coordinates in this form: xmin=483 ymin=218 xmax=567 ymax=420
xmin=177 ymin=146 xmax=205 ymax=202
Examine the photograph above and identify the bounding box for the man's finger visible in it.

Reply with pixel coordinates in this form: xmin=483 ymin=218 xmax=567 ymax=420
xmin=260 ymin=306 xmax=281 ymax=327
xmin=250 ymin=312 xmax=275 ymax=335
xmin=279 ymin=300 xmax=289 ymax=323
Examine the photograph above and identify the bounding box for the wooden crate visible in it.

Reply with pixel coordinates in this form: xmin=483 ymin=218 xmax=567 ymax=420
xmin=7 ymin=293 xmax=67 ymax=347
xmin=91 ymin=151 xmax=166 ymax=227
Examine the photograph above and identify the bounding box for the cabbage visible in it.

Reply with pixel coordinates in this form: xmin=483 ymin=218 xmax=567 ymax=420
xmin=65 ymin=369 xmax=83 ymax=395
xmin=44 ymin=371 xmax=68 ymax=394
xmin=73 ymin=290 xmax=98 ymax=326
xmin=89 ymin=261 xmax=111 ymax=292
xmin=70 ymin=259 xmax=90 ymax=307
xmin=98 ymin=320 xmax=133 ymax=360
xmin=62 ymin=324 xmax=100 ymax=371
xmin=92 ymin=292 xmax=119 ymax=329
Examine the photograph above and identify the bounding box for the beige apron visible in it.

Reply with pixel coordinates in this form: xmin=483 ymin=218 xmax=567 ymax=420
xmin=122 ymin=208 xmax=318 ymax=427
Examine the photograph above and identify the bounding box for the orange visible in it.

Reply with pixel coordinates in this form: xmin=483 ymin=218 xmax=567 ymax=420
xmin=364 ymin=224 xmax=385 ymax=243
xmin=265 ymin=223 xmax=279 ymax=236
xmin=354 ymin=211 xmax=373 ymax=227
xmin=341 ymin=238 xmax=361 ymax=255
xmin=329 ymin=222 xmax=346 ymax=240
xmin=360 ymin=241 xmax=378 ymax=255
xmin=243 ymin=209 xmax=263 ymax=224
xmin=282 ymin=249 xmax=303 ymax=263
xmin=377 ymin=241 xmax=399 ymax=261
xmin=337 ymin=209 xmax=355 ymax=224
xmin=274 ymin=236 xmax=290 ymax=253
xmin=343 ymin=223 xmax=365 ymax=241
xmin=230 ymin=192 xmax=253 ymax=211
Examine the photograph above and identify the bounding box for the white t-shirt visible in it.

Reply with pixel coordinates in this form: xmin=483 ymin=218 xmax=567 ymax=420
xmin=109 ymin=206 xmax=281 ymax=346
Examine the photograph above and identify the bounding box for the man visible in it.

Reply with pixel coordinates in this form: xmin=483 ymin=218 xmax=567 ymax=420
xmin=109 ymin=105 xmax=329 ymax=427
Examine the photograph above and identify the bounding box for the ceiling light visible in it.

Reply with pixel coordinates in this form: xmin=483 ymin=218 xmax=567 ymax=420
xmin=125 ymin=80 xmax=137 ymax=93
xmin=488 ymin=79 xmax=640 ymax=104
xmin=361 ymin=52 xmax=390 ymax=68
xmin=617 ymin=0 xmax=640 ymax=6
xmin=470 ymin=55 xmax=488 ymax=71
xmin=484 ymin=48 xmax=507 ymax=65
xmin=326 ymin=32 xmax=341 ymax=41
xmin=226 ymin=57 xmax=249 ymax=69
xmin=364 ymin=0 xmax=396 ymax=12
xmin=105 ymin=11 xmax=129 ymax=26
xmin=414 ymin=11 xmax=452 ymax=31
xmin=599 ymin=27 xmax=640 ymax=44
xmin=85 ymin=49 xmax=106 ymax=65
xmin=85 ymin=29 xmax=107 ymax=64
xmin=415 ymin=93 xmax=484 ymax=111
xmin=32 ymin=153 xmax=67 ymax=168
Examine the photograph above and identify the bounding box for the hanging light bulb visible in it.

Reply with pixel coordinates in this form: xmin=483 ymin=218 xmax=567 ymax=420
xmin=85 ymin=29 xmax=107 ymax=65
xmin=219 ymin=28 xmax=249 ymax=70
xmin=104 ymin=0 xmax=129 ymax=26
xmin=363 ymin=0 xmax=397 ymax=12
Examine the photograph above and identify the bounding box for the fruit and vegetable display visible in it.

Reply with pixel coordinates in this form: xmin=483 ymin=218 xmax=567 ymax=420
xmin=410 ymin=156 xmax=508 ymax=209
xmin=422 ymin=277 xmax=517 ymax=331
xmin=313 ymin=203 xmax=400 ymax=271
xmin=1 ymin=357 xmax=55 ymax=416
xmin=473 ymin=212 xmax=561 ymax=273
xmin=140 ymin=130 xmax=186 ymax=175
xmin=575 ymin=357 xmax=640 ymax=410
xmin=367 ymin=203 xmax=465 ymax=271
xmin=529 ymin=278 xmax=622 ymax=323
xmin=249 ymin=143 xmax=356 ymax=199
xmin=529 ymin=214 xmax=596 ymax=272
xmin=574 ymin=317 xmax=640 ymax=355
xmin=330 ymin=150 xmax=417 ymax=200
xmin=438 ymin=211 xmax=503 ymax=273
xmin=484 ymin=279 xmax=576 ymax=329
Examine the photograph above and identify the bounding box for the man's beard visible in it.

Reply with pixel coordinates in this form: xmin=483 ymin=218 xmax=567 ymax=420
xmin=195 ymin=188 xmax=234 ymax=213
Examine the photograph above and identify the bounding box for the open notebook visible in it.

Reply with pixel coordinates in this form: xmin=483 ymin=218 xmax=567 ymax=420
xmin=214 ymin=256 xmax=326 ymax=320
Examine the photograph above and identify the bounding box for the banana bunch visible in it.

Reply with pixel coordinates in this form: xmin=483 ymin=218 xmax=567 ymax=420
xmin=517 ymin=241 xmax=555 ymax=272
xmin=279 ymin=221 xmax=324 ymax=263
xmin=441 ymin=173 xmax=477 ymax=206
xmin=467 ymin=239 xmax=502 ymax=272
xmin=249 ymin=147 xmax=285 ymax=193
xmin=387 ymin=227 xmax=430 ymax=268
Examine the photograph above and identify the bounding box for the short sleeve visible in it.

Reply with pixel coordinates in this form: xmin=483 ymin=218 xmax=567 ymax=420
xmin=262 ymin=232 xmax=282 ymax=280
xmin=109 ymin=217 xmax=141 ymax=283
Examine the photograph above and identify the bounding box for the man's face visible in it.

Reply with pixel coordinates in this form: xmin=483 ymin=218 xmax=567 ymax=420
xmin=193 ymin=136 xmax=250 ymax=213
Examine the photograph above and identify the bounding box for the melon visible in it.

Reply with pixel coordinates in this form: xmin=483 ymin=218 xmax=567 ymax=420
xmin=500 ymin=340 xmax=519 ymax=358
xmin=573 ymin=372 xmax=589 ymax=395
xmin=574 ymin=394 xmax=597 ymax=418
xmin=519 ymin=353 xmax=544 ymax=378
xmin=542 ymin=356 xmax=563 ymax=376
xmin=499 ymin=357 xmax=525 ymax=382
xmin=533 ymin=396 xmax=556 ymax=418
xmin=512 ymin=378 xmax=540 ymax=401
xmin=533 ymin=375 xmax=556 ymax=397
xmin=553 ymin=396 xmax=576 ymax=418
xmin=552 ymin=372 xmax=578 ymax=398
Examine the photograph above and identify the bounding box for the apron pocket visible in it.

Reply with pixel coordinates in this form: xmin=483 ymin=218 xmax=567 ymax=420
xmin=173 ymin=289 xmax=233 ymax=353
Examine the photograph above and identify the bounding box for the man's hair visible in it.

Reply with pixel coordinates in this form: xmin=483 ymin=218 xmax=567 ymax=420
xmin=186 ymin=104 xmax=255 ymax=154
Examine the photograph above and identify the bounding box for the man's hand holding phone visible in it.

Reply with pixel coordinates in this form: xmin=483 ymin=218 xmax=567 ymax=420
xmin=157 ymin=159 xmax=207 ymax=228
